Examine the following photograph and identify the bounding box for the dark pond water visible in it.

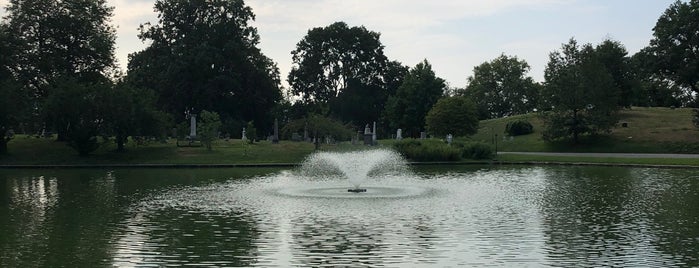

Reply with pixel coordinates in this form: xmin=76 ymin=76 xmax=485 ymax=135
xmin=1 ymin=166 xmax=697 ymax=267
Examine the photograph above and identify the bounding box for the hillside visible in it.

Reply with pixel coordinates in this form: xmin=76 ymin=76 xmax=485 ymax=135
xmin=471 ymin=107 xmax=699 ymax=153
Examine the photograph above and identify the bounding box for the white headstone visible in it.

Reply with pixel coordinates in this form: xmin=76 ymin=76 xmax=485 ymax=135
xmin=396 ymin=129 xmax=402 ymax=140
xmin=372 ymin=122 xmax=377 ymax=143
xmin=242 ymin=127 xmax=247 ymax=141
xmin=189 ymin=114 xmax=197 ymax=137
xmin=447 ymin=134 xmax=453 ymax=145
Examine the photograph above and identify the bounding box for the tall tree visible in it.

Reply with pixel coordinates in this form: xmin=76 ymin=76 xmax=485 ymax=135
xmin=425 ymin=96 xmax=479 ymax=137
xmin=383 ymin=60 xmax=446 ymax=137
xmin=646 ymin=0 xmax=699 ymax=95
xmin=128 ymin=0 xmax=282 ymax=134
xmin=0 ymin=23 xmax=27 ymax=154
xmin=98 ymin=82 xmax=169 ymax=152
xmin=288 ymin=21 xmax=389 ymax=119
xmin=464 ymin=54 xmax=539 ymax=119
xmin=5 ymin=0 xmax=117 ymax=139
xmin=541 ymin=39 xmax=619 ymax=143
xmin=43 ymin=78 xmax=108 ymax=155
xmin=5 ymin=0 xmax=117 ymax=96
xmin=595 ymin=39 xmax=639 ymax=107
xmin=631 ymin=47 xmax=691 ymax=107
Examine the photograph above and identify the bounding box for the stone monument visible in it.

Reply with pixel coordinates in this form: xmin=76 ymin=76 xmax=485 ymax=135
xmin=272 ymin=118 xmax=279 ymax=144
xmin=189 ymin=114 xmax=197 ymax=139
xmin=396 ymin=129 xmax=402 ymax=140
xmin=372 ymin=122 xmax=377 ymax=144
xmin=363 ymin=124 xmax=372 ymax=145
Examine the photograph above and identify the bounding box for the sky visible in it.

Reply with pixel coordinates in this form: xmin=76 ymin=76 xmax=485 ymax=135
xmin=0 ymin=0 xmax=678 ymax=89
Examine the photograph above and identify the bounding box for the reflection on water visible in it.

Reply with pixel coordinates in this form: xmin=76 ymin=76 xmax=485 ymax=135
xmin=0 ymin=166 xmax=697 ymax=267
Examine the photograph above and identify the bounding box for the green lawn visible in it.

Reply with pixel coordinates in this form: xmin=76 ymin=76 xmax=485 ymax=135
xmin=470 ymin=107 xmax=699 ymax=153
xmin=1 ymin=136 xmax=317 ymax=165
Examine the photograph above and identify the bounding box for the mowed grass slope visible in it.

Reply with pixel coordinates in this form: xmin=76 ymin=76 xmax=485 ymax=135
xmin=471 ymin=107 xmax=699 ymax=153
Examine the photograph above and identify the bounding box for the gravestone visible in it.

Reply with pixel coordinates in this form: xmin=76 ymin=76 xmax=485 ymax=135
xmin=446 ymin=134 xmax=453 ymax=145
xmin=273 ymin=118 xmax=279 ymax=143
xmin=363 ymin=124 xmax=372 ymax=145
xmin=189 ymin=114 xmax=197 ymax=138
xmin=396 ymin=129 xmax=402 ymax=140
xmin=242 ymin=127 xmax=247 ymax=141
xmin=420 ymin=132 xmax=427 ymax=139
xmin=372 ymin=122 xmax=377 ymax=144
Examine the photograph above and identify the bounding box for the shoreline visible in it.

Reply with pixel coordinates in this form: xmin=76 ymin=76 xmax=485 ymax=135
xmin=2 ymin=160 xmax=697 ymax=169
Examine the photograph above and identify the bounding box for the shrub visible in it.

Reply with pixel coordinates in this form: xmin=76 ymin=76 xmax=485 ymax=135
xmin=460 ymin=142 xmax=494 ymax=160
xmin=392 ymin=139 xmax=461 ymax=161
xmin=505 ymin=120 xmax=534 ymax=136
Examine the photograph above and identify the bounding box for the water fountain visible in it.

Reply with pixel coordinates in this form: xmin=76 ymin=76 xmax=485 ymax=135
xmin=298 ymin=149 xmax=408 ymax=193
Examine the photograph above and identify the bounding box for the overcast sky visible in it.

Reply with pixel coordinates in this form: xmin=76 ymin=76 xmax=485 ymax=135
xmin=0 ymin=0 xmax=677 ymax=88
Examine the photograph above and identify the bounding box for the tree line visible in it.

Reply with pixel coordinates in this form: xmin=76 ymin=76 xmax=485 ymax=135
xmin=1 ymin=0 xmax=698 ymax=155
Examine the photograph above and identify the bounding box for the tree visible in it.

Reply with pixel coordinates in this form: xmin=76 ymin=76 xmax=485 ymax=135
xmin=645 ymin=0 xmax=699 ymax=96
xmin=464 ymin=54 xmax=539 ymax=119
xmin=5 ymin=0 xmax=117 ymax=103
xmin=245 ymin=121 xmax=257 ymax=144
xmin=425 ymin=96 xmax=479 ymax=137
xmin=383 ymin=60 xmax=446 ymax=137
xmin=198 ymin=110 xmax=221 ymax=150
xmin=0 ymin=23 xmax=26 ymax=154
xmin=98 ymin=82 xmax=170 ymax=152
xmin=282 ymin=114 xmax=353 ymax=150
xmin=595 ymin=39 xmax=639 ymax=107
xmin=631 ymin=48 xmax=691 ymax=107
xmin=288 ymin=21 xmax=389 ymax=118
xmin=541 ymin=39 xmax=619 ymax=143
xmin=128 ymin=0 xmax=281 ymax=134
xmin=43 ymin=78 xmax=107 ymax=156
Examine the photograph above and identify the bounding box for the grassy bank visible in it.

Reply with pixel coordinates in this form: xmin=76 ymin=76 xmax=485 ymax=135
xmin=1 ymin=136 xmax=316 ymax=165
xmin=471 ymin=107 xmax=699 ymax=153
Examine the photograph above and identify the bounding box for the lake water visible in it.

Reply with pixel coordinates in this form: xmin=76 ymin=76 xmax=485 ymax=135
xmin=1 ymin=165 xmax=697 ymax=267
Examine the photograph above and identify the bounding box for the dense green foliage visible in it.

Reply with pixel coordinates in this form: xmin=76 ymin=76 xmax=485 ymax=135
xmin=393 ymin=139 xmax=494 ymax=161
xmin=99 ymin=83 xmax=170 ymax=152
xmin=198 ymin=110 xmax=222 ymax=151
xmin=0 ymin=25 xmax=25 ymax=154
xmin=645 ymin=0 xmax=699 ymax=96
xmin=595 ymin=40 xmax=639 ymax=107
xmin=505 ymin=120 xmax=534 ymax=136
xmin=392 ymin=139 xmax=461 ymax=161
xmin=288 ymin=22 xmax=407 ymax=128
xmin=128 ymin=0 xmax=281 ymax=134
xmin=425 ymin=96 xmax=479 ymax=137
xmin=282 ymin=114 xmax=353 ymax=149
xmin=384 ymin=60 xmax=446 ymax=137
xmin=464 ymin=54 xmax=539 ymax=119
xmin=454 ymin=141 xmax=494 ymax=160
xmin=44 ymin=79 xmax=107 ymax=155
xmin=5 ymin=0 xmax=116 ymax=110
xmin=245 ymin=121 xmax=257 ymax=144
xmin=541 ymin=39 xmax=620 ymax=143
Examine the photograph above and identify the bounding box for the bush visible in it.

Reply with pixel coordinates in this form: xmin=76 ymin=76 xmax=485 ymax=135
xmin=505 ymin=120 xmax=534 ymax=136
xmin=392 ymin=139 xmax=461 ymax=161
xmin=460 ymin=142 xmax=494 ymax=160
